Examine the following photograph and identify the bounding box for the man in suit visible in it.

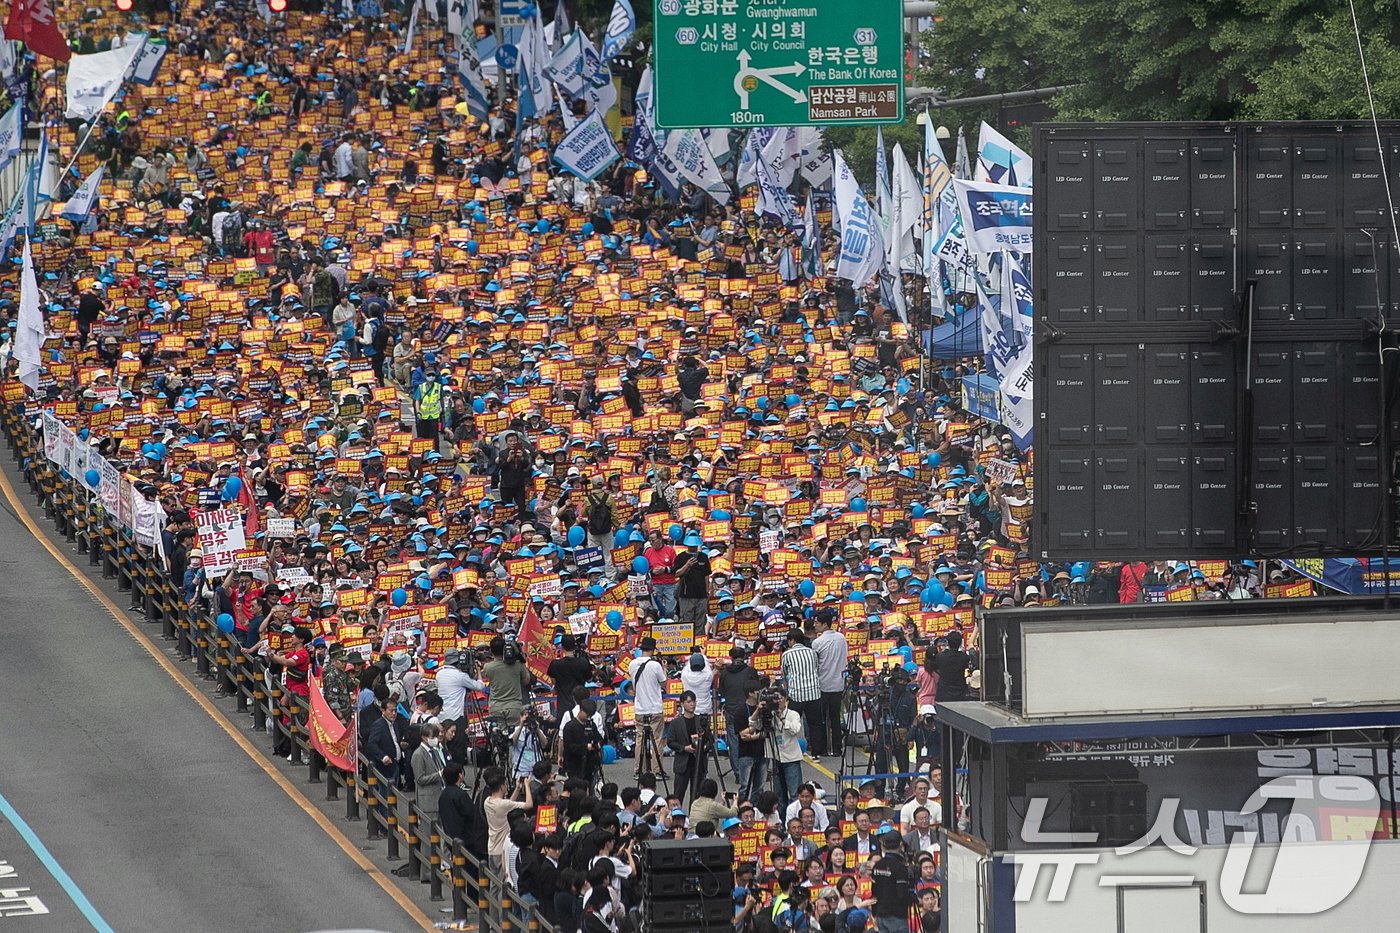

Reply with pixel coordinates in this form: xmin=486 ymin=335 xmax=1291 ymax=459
xmin=843 ymin=809 xmax=876 ymax=864
xmin=664 ymin=690 xmax=705 ymax=804
xmin=438 ymin=762 xmax=486 ymax=862
xmin=365 ymin=696 xmax=403 ymax=838
xmin=902 ymin=806 xmax=937 ymax=856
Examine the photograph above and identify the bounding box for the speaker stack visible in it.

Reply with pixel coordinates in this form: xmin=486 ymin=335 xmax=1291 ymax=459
xmin=635 ymin=837 xmax=733 ymax=933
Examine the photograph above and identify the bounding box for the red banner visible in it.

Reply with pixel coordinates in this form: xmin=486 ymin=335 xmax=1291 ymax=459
xmin=518 ymin=604 xmax=553 ymax=681
xmin=306 ymin=675 xmax=353 ymax=771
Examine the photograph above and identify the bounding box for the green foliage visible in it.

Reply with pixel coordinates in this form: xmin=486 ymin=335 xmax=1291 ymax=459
xmin=823 ymin=116 xmax=926 ymax=190
xmin=915 ymin=0 xmax=1400 ymax=127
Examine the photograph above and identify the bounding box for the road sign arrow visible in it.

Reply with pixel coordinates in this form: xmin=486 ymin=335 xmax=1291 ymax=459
xmin=752 ymin=62 xmax=807 ymax=103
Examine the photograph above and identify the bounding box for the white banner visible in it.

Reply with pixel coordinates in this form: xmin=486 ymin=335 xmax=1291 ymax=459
xmin=59 ymin=164 xmax=103 ymax=223
xmin=552 ymin=110 xmax=620 ymax=181
xmin=659 ymin=128 xmax=730 ymax=205
xmin=65 ymin=45 xmax=139 ymax=121
xmin=0 ymin=101 xmax=21 ymax=176
xmin=952 ymin=178 xmax=1033 ymax=253
xmin=196 ymin=507 xmax=247 ymax=575
xmin=833 ymin=150 xmax=882 ymax=288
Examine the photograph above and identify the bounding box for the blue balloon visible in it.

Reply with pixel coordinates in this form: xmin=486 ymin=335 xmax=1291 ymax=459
xmin=927 ymin=451 xmax=942 ymax=468
xmin=848 ymin=591 xmax=865 ymax=603
xmin=896 ymin=377 xmax=910 ymax=394
xmin=472 ymin=398 xmax=486 ymax=414
xmin=754 ymin=396 xmax=767 ymax=410
xmin=927 ymin=583 xmax=948 ymax=604
xmin=614 ymin=529 xmax=630 ymax=548
xmin=588 ymin=584 xmax=605 ymax=598
xmin=798 ymin=579 xmax=816 ymax=599
xmin=668 ymin=523 xmax=683 ymax=542
xmin=84 ymin=468 xmax=100 ymax=487
xmin=582 ymin=221 xmax=594 ymax=235
xmin=391 ymin=587 xmax=408 ymax=607
xmin=466 ymin=239 xmax=479 ymax=255
xmin=567 ymin=525 xmax=586 ymax=547
xmin=215 ymin=612 xmax=235 ymax=633
xmin=601 ymin=744 xmax=618 ymax=765
xmin=631 ymin=556 xmax=650 ymax=575
xmin=605 ymin=609 xmax=623 ymax=628
xmin=850 ymin=497 xmax=867 ymax=513
xmin=709 ymin=509 xmax=730 ymax=521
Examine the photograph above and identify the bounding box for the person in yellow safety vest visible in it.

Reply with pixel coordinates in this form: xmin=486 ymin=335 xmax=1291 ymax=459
xmin=252 ymin=83 xmax=272 ymax=119
xmin=414 ymin=372 xmax=443 ymax=444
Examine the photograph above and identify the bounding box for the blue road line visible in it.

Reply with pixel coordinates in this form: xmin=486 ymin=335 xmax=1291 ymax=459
xmin=0 ymin=788 xmax=116 ymax=933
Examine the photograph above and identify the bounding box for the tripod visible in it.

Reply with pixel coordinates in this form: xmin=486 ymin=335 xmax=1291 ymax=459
xmin=840 ymin=680 xmax=884 ymax=795
xmin=634 ymin=712 xmax=671 ymax=796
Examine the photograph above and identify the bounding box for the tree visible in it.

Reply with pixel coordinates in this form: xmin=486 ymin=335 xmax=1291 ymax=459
xmin=914 ymin=0 xmax=1400 ymax=128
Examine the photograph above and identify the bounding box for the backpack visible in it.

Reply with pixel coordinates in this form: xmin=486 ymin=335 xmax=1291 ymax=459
xmin=559 ymin=823 xmax=592 ymax=872
xmin=586 ymin=493 xmax=612 ymax=536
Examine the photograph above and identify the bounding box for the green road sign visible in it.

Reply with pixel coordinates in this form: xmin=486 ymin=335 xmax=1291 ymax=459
xmin=652 ymin=0 xmax=904 ymax=129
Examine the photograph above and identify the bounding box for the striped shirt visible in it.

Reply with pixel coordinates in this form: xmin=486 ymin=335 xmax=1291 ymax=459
xmin=780 ymin=642 xmax=823 ymax=703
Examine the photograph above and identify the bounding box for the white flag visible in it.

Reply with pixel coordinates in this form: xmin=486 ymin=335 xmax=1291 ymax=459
xmin=64 ymin=45 xmax=140 ymax=121
xmin=456 ymin=32 xmax=490 ymax=120
xmin=889 ymin=143 xmax=922 ymax=274
xmin=761 ymin=126 xmax=800 ymax=188
xmin=660 ymin=128 xmax=730 ymax=205
xmin=735 ymin=128 xmax=770 ymax=190
xmin=403 ymin=0 xmax=421 ymax=54
xmin=15 ymin=238 xmax=42 ymax=391
xmin=755 ymin=147 xmax=798 ymax=227
xmin=60 ymin=164 xmax=104 ymax=223
xmin=833 ymin=150 xmax=883 ymax=289
xmin=975 ymin=120 xmax=1032 ymax=188
xmin=796 ymin=126 xmax=830 ymax=186
xmin=552 ymin=110 xmax=620 ymax=181
xmin=544 ymin=29 xmax=587 ymax=96
xmin=952 ymin=178 xmax=1033 ymax=253
xmin=0 ymin=101 xmax=21 ymax=176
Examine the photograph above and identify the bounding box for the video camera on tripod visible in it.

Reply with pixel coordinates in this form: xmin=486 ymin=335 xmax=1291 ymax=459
xmin=753 ymin=686 xmax=783 ymax=734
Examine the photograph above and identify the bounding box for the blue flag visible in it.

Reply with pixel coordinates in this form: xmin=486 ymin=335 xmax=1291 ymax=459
xmin=600 ymin=0 xmax=634 ymax=60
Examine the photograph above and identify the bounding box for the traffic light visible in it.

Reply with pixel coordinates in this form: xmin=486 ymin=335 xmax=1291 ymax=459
xmin=269 ymin=0 xmax=285 ymax=10
xmin=115 ymin=0 xmax=132 ymax=9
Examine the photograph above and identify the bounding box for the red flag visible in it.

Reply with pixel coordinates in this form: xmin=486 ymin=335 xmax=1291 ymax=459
xmin=306 ymin=675 xmax=353 ymax=771
xmin=518 ymin=604 xmax=553 ymax=682
xmin=4 ymin=0 xmax=69 ymax=62
xmin=236 ymin=468 xmax=260 ymax=538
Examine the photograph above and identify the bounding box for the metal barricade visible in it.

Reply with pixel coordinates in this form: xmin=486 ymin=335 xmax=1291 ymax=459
xmin=2 ymin=409 xmax=556 ymax=933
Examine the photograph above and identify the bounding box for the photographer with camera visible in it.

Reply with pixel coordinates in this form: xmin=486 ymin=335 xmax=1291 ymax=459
xmin=436 ymin=647 xmax=487 ymax=721
xmin=733 ymin=683 xmax=772 ymax=802
xmin=627 ymin=635 xmax=668 ymax=780
xmin=547 ymin=634 xmax=593 ymax=719
xmin=562 ymin=698 xmax=603 ymax=784
xmin=874 ymin=666 xmax=916 ymax=797
xmin=770 ymin=689 xmax=806 ymax=813
xmin=483 ymin=634 xmax=535 ymax=730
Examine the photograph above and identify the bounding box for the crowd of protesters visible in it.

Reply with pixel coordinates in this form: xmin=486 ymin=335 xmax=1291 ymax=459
xmin=0 ymin=0 xmax=1323 ymax=931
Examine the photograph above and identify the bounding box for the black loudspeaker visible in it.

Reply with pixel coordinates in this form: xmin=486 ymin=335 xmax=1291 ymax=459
xmin=1070 ymin=781 xmax=1148 ymax=847
xmin=637 ymin=838 xmax=734 ymax=933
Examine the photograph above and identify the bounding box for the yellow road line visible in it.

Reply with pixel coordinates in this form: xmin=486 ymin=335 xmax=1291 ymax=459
xmin=0 ymin=466 xmax=436 ymax=932
xmin=805 ymin=755 xmax=837 ymax=782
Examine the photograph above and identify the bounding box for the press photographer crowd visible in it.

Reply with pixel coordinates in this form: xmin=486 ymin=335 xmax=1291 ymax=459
xmin=348 ymin=609 xmax=967 ymax=933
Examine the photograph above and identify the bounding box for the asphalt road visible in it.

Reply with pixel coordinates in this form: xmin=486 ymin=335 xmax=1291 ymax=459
xmin=0 ymin=478 xmax=425 ymax=933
